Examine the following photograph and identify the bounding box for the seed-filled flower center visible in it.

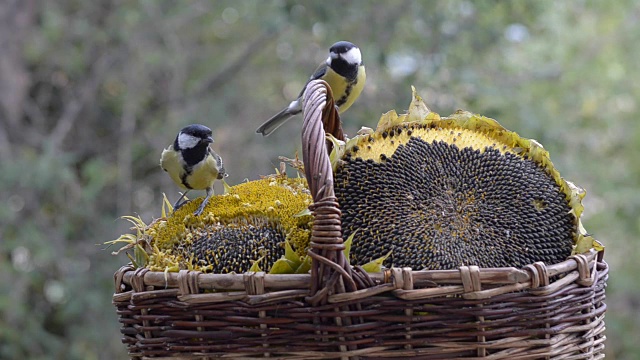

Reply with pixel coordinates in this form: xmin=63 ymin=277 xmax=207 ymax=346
xmin=335 ymin=125 xmax=577 ymax=270
xmin=189 ymin=218 xmax=287 ymax=273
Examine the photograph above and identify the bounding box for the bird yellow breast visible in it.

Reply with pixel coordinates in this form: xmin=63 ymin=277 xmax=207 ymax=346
xmin=160 ymin=146 xmax=219 ymax=190
xmin=186 ymin=155 xmax=220 ymax=190
xmin=322 ymin=65 xmax=366 ymax=113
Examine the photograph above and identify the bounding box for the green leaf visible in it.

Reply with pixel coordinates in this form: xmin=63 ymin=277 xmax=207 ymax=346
xmin=284 ymin=239 xmax=300 ymax=264
xmin=293 ymin=208 xmax=312 ymax=217
xmin=361 ymin=250 xmax=392 ymax=273
xmin=267 ymin=240 xmax=307 ymax=274
xmin=294 ymin=255 xmax=312 ymax=274
xmin=342 ymin=231 xmax=356 ymax=263
xmin=126 ymin=252 xmax=139 ymax=268
xmin=222 ymin=179 xmax=232 ymax=194
xmin=249 ymin=256 xmax=264 ymax=272
xmin=269 ymin=258 xmax=296 ymax=274
xmin=133 ymin=243 xmax=149 ymax=267
xmin=327 ymin=133 xmax=346 ymax=171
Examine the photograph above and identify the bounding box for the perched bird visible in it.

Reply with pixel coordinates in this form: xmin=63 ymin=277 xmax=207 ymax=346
xmin=160 ymin=124 xmax=227 ymax=216
xmin=256 ymin=40 xmax=366 ymax=136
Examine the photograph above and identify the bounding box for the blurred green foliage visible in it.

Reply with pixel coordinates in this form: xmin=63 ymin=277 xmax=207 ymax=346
xmin=0 ymin=1 xmax=638 ymax=359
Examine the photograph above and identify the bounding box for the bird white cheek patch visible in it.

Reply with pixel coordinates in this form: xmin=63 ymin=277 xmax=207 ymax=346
xmin=178 ymin=133 xmax=200 ymax=149
xmin=342 ymin=47 xmax=362 ymax=65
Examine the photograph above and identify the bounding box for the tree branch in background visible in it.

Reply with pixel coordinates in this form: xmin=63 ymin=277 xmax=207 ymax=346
xmin=116 ymin=76 xmax=138 ymax=217
xmin=0 ymin=107 xmax=13 ymax=162
xmin=0 ymin=0 xmax=35 ymax=161
xmin=49 ymin=53 xmax=118 ymax=152
xmin=188 ymin=26 xmax=283 ymax=100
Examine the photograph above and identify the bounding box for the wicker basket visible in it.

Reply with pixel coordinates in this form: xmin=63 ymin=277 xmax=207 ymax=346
xmin=113 ymin=81 xmax=607 ymax=359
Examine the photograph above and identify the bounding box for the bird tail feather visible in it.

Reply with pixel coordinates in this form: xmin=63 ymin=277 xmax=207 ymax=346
xmin=256 ymin=107 xmax=296 ymax=136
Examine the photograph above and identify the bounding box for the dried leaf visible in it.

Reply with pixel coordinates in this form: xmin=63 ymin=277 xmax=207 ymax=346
xmin=162 ymin=193 xmax=173 ymax=217
xmin=376 ymin=109 xmax=401 ymax=132
xmin=406 ymin=86 xmax=431 ymax=122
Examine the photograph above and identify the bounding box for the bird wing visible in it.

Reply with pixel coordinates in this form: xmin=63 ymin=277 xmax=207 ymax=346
xmin=310 ymin=61 xmax=328 ymax=80
xmin=209 ymin=147 xmax=226 ymax=179
xmin=297 ymin=62 xmax=328 ymax=98
xmin=160 ymin=146 xmax=188 ymax=189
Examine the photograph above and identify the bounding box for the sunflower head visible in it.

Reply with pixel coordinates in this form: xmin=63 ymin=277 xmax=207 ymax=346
xmin=333 ymin=87 xmax=598 ymax=270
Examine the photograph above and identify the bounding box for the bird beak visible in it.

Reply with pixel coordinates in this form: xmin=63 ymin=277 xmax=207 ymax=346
xmin=205 ymin=136 xmax=214 ymax=143
xmin=325 ymin=56 xmax=332 ymax=65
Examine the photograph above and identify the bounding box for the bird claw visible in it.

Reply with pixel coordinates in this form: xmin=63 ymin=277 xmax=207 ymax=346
xmin=172 ymin=191 xmax=190 ymax=211
xmin=193 ymin=199 xmax=208 ymax=216
xmin=193 ymin=188 xmax=213 ymax=216
xmin=173 ymin=200 xmax=188 ymax=211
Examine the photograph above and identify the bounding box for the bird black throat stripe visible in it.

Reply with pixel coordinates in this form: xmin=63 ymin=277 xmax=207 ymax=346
xmin=336 ymin=79 xmax=356 ymax=108
xmin=180 ymin=172 xmax=193 ymax=189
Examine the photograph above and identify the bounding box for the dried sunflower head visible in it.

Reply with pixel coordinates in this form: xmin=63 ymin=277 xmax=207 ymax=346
xmin=141 ymin=176 xmax=313 ymax=273
xmin=333 ymin=88 xmax=597 ymax=270
xmin=187 ymin=216 xmax=287 ymax=273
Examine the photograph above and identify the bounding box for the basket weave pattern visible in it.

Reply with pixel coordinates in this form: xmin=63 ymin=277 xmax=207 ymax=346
xmin=113 ymin=80 xmax=607 ymax=359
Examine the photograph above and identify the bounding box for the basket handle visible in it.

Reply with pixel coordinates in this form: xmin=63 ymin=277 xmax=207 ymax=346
xmin=301 ymin=80 xmax=360 ymax=305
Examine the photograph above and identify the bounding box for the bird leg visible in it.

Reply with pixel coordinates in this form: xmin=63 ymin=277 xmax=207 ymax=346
xmin=173 ymin=190 xmax=190 ymax=211
xmin=194 ymin=187 xmax=213 ymax=216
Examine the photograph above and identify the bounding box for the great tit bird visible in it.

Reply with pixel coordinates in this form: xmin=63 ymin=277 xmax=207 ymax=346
xmin=160 ymin=124 xmax=227 ymax=216
xmin=256 ymin=40 xmax=366 ymax=136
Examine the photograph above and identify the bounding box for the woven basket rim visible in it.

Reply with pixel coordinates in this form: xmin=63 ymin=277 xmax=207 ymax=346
xmin=115 ymin=249 xmax=603 ymax=302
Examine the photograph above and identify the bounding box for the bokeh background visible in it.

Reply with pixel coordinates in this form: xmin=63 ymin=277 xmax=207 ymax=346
xmin=1 ymin=1 xmax=638 ymax=359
